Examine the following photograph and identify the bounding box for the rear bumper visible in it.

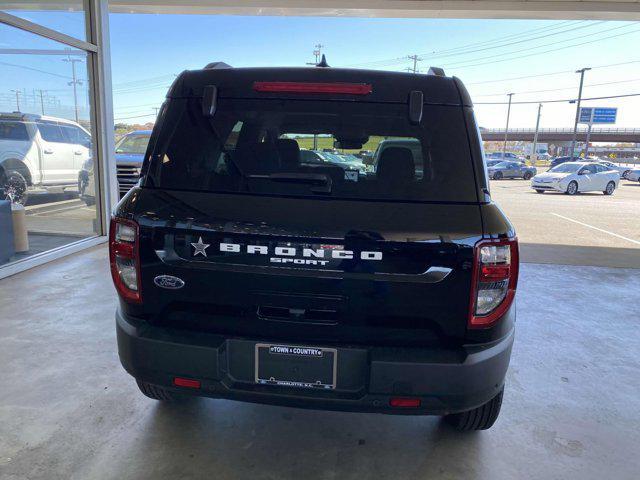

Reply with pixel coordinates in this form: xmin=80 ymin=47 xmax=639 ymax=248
xmin=116 ymin=309 xmax=514 ymax=415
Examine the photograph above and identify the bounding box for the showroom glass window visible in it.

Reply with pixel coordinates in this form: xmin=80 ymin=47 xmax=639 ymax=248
xmin=0 ymin=12 xmax=100 ymax=270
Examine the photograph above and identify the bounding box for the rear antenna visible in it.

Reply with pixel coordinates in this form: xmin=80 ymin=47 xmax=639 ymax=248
xmin=316 ymin=54 xmax=330 ymax=68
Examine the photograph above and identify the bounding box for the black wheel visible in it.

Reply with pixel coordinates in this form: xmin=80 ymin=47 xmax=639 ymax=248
xmin=493 ymin=171 xmax=503 ymax=180
xmin=535 ymin=189 xmax=545 ymax=194
xmin=78 ymin=171 xmax=95 ymax=206
xmin=565 ymin=180 xmax=578 ymax=195
xmin=1 ymin=170 xmax=28 ymax=204
xmin=445 ymin=388 xmax=504 ymax=431
xmin=604 ymin=181 xmax=615 ymax=195
xmin=136 ymin=379 xmax=184 ymax=402
xmin=523 ymin=171 xmax=533 ymax=180
xmin=622 ymin=170 xmax=630 ymax=179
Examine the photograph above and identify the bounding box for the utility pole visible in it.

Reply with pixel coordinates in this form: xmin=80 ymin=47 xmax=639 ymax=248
xmin=569 ymin=67 xmax=591 ymax=158
xmin=303 ymin=43 xmax=324 ymax=149
xmin=63 ymin=54 xmax=83 ymax=122
xmin=531 ymin=103 xmax=542 ymax=164
xmin=10 ymin=89 xmax=21 ymax=111
xmin=407 ymin=54 xmax=422 ymax=73
xmin=306 ymin=44 xmax=324 ymax=66
xmin=502 ymin=93 xmax=514 ymax=159
xmin=36 ymin=89 xmax=47 ymax=115
xmin=584 ymin=109 xmax=594 ymax=158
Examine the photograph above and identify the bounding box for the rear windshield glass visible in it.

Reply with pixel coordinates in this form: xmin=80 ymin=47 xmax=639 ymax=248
xmin=550 ymin=163 xmax=581 ymax=173
xmin=0 ymin=121 xmax=29 ymax=141
xmin=117 ymin=134 xmax=151 ymax=154
xmin=146 ymin=98 xmax=478 ymax=202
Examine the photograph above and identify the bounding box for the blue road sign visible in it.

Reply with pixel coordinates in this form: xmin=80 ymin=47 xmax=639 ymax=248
xmin=579 ymin=107 xmax=617 ymax=124
xmin=579 ymin=107 xmax=593 ymax=123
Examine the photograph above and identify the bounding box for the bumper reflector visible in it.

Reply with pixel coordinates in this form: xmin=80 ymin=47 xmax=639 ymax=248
xmin=173 ymin=377 xmax=201 ymax=389
xmin=389 ymin=397 xmax=421 ymax=408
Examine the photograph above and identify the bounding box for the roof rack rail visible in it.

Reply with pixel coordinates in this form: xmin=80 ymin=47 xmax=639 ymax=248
xmin=427 ymin=67 xmax=446 ymax=77
xmin=203 ymin=62 xmax=232 ymax=70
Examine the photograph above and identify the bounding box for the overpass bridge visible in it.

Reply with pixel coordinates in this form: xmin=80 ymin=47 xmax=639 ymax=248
xmin=480 ymin=128 xmax=640 ymax=143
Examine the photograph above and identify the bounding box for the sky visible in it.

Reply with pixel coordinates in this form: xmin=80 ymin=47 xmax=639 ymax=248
xmin=107 ymin=15 xmax=640 ymax=130
xmin=2 ymin=11 xmax=640 ymax=130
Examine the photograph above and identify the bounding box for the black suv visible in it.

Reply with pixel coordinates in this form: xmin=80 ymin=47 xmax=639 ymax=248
xmin=112 ymin=63 xmax=518 ymax=431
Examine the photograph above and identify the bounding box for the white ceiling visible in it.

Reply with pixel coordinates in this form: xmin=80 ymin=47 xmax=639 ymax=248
xmin=105 ymin=0 xmax=640 ymax=20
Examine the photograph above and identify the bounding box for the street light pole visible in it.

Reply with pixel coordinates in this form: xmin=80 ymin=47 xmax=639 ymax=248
xmin=531 ymin=103 xmax=542 ymax=164
xmin=569 ymin=67 xmax=591 ymax=157
xmin=502 ymin=93 xmax=514 ymax=159
xmin=10 ymin=90 xmax=21 ymax=111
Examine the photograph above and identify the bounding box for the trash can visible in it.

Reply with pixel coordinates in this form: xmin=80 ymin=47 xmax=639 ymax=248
xmin=11 ymin=203 xmax=29 ymax=253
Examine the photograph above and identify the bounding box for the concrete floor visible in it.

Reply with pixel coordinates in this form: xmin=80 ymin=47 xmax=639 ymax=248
xmin=1 ymin=246 xmax=639 ymax=480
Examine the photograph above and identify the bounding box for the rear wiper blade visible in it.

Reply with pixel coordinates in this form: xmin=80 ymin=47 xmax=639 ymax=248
xmin=247 ymin=173 xmax=332 ymax=193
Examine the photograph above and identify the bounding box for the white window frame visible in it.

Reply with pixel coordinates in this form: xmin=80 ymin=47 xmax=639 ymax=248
xmin=0 ymin=2 xmax=117 ymax=279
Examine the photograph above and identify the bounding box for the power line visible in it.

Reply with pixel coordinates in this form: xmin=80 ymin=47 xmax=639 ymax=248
xmin=342 ymin=20 xmax=592 ymax=68
xmin=475 ymin=91 xmax=640 ymax=105
xmin=113 ymin=74 xmax=176 ymax=88
xmin=467 ymin=59 xmax=640 ymax=85
xmin=114 ymin=113 xmax=156 ymax=121
xmin=0 ymin=61 xmax=72 ymax=80
xmin=414 ymin=20 xmax=581 ymax=57
xmin=419 ymin=21 xmax=606 ymax=62
xmin=442 ymin=23 xmax=638 ymax=69
xmin=446 ymin=25 xmax=640 ymax=70
xmin=473 ymin=77 xmax=640 ymax=97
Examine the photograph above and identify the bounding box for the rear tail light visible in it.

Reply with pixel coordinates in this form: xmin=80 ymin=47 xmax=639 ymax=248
xmin=253 ymin=81 xmax=373 ymax=95
xmin=468 ymin=238 xmax=519 ymax=328
xmin=109 ymin=218 xmax=141 ymax=303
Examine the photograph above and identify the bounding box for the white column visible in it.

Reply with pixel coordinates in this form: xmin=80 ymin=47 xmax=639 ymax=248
xmin=87 ymin=0 xmax=118 ymax=235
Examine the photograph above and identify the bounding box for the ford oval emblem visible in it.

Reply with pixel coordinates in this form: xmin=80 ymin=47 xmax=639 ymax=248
xmin=153 ymin=275 xmax=185 ymax=290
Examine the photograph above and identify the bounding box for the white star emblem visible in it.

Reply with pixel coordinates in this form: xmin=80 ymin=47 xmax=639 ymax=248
xmin=191 ymin=236 xmax=210 ymax=257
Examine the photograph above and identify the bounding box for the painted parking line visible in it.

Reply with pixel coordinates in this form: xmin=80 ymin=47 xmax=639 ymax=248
xmin=551 ymin=213 xmax=640 ymax=246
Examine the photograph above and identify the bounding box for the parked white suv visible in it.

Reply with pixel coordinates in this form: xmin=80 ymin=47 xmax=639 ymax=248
xmin=0 ymin=112 xmax=91 ymax=203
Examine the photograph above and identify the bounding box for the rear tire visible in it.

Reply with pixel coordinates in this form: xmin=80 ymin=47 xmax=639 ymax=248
xmin=622 ymin=170 xmax=630 ymax=179
xmin=136 ymin=379 xmax=183 ymax=402
xmin=604 ymin=181 xmax=615 ymax=195
xmin=565 ymin=181 xmax=578 ymax=195
xmin=1 ymin=169 xmax=29 ymax=205
xmin=523 ymin=171 xmax=533 ymax=180
xmin=445 ymin=388 xmax=504 ymax=431
xmin=493 ymin=171 xmax=503 ymax=180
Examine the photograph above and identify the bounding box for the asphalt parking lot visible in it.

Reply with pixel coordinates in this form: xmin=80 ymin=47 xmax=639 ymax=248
xmin=490 ymin=176 xmax=640 ymax=268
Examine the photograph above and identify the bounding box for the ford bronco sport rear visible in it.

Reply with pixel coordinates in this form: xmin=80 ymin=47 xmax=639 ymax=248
xmin=112 ymin=63 xmax=517 ymax=431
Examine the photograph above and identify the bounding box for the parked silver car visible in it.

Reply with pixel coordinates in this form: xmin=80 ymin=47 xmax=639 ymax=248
xmin=488 ymin=161 xmax=537 ymax=180
xmin=531 ymin=162 xmax=619 ymax=195
xmin=626 ymin=168 xmax=640 ymax=182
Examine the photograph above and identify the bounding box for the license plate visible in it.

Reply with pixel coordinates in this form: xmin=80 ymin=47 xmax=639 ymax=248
xmin=255 ymin=343 xmax=337 ymax=390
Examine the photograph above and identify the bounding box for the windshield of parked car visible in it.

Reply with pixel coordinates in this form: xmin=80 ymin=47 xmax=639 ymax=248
xmin=550 ymin=163 xmax=581 ymax=173
xmin=147 ymin=97 xmax=478 ymax=203
xmin=116 ymin=134 xmax=150 ymax=154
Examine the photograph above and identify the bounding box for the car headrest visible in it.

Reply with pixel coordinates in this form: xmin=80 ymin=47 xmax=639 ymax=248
xmin=276 ymin=139 xmax=301 ymax=169
xmin=377 ymin=147 xmax=415 ymax=183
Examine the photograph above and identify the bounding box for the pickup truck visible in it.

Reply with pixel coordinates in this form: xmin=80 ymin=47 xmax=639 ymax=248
xmin=0 ymin=112 xmax=91 ymax=204
xmin=111 ymin=63 xmax=518 ymax=431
